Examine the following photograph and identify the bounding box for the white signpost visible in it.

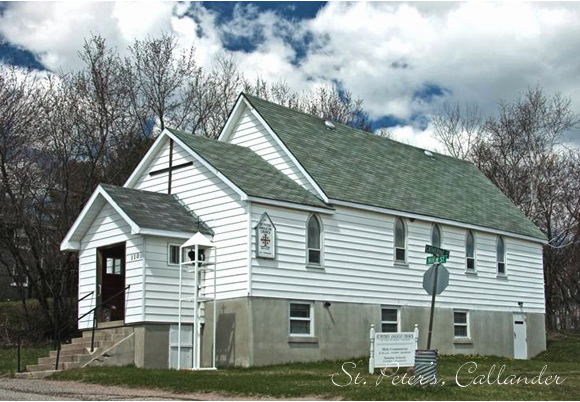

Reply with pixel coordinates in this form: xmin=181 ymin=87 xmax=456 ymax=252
xmin=255 ymin=212 xmax=276 ymax=259
xmin=369 ymin=324 xmax=419 ymax=374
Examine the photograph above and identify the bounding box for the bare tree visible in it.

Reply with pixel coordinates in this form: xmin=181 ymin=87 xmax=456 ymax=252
xmin=433 ymin=85 xmax=580 ymax=329
xmin=432 ymin=102 xmax=482 ymax=159
xmin=124 ymin=33 xmax=198 ymax=133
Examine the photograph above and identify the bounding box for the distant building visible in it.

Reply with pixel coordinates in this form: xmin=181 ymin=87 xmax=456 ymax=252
xmin=60 ymin=93 xmax=547 ymax=369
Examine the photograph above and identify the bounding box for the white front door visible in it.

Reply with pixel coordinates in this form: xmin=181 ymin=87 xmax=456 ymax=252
xmin=513 ymin=313 xmax=527 ymax=359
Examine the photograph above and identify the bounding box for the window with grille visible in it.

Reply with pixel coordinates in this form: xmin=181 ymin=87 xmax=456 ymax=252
xmin=307 ymin=215 xmax=322 ymax=265
xmin=289 ymin=302 xmax=313 ymax=336
xmin=497 ymin=236 xmax=506 ymax=275
xmin=394 ymin=218 xmax=406 ymax=262
xmin=466 ymin=231 xmax=475 ymax=271
xmin=381 ymin=307 xmax=399 ymax=333
xmin=454 ymin=311 xmax=469 ymax=338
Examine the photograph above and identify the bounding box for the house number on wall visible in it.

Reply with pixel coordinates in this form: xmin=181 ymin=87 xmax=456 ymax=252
xmin=127 ymin=252 xmax=142 ymax=262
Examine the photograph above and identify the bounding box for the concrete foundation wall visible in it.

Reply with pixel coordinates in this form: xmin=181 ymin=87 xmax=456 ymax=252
xmin=247 ymin=297 xmax=546 ymax=366
xmin=200 ymin=298 xmax=251 ymax=367
xmin=134 ymin=324 xmax=170 ymax=368
xmin=96 ymin=297 xmax=546 ymax=369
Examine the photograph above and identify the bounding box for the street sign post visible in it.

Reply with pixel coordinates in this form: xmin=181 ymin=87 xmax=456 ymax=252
xmin=423 ymin=244 xmax=451 ymax=350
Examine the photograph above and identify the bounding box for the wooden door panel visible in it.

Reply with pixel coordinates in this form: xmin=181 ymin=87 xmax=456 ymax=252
xmin=97 ymin=243 xmax=126 ymax=322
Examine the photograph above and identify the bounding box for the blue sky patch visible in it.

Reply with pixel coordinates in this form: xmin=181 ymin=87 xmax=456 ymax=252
xmin=412 ymin=83 xmax=450 ymax=102
xmin=0 ymin=39 xmax=45 ymax=70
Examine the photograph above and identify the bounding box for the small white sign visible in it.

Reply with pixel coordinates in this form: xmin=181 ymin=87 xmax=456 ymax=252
xmin=374 ymin=332 xmax=416 ymax=367
xmin=255 ymin=213 xmax=276 ymax=259
xmin=127 ymin=252 xmax=142 ymax=262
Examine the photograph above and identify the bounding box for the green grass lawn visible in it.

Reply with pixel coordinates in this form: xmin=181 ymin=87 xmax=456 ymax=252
xmin=50 ymin=336 xmax=580 ymax=400
xmin=0 ymin=345 xmax=51 ymax=377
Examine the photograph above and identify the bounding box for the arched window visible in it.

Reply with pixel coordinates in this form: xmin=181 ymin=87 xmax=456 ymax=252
xmin=466 ymin=231 xmax=475 ymax=271
xmin=497 ymin=236 xmax=506 ymax=275
xmin=307 ymin=215 xmax=322 ymax=265
xmin=431 ymin=224 xmax=442 ymax=248
xmin=394 ymin=218 xmax=406 ymax=262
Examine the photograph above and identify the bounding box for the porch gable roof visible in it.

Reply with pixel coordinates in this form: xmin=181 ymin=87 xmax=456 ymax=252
xmin=60 ymin=184 xmax=212 ymax=251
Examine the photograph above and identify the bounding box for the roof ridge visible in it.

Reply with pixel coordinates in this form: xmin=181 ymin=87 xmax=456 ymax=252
xmin=242 ymin=92 xmax=472 ymax=165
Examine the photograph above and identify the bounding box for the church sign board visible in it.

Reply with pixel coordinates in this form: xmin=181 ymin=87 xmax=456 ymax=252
xmin=374 ymin=332 xmax=416 ymax=368
xmin=255 ymin=212 xmax=276 ymax=259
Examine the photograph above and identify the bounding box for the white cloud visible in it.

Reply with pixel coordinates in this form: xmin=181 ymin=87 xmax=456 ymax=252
xmin=2 ymin=1 xmax=580 ymax=149
xmin=0 ymin=2 xmax=176 ymax=70
xmin=384 ymin=123 xmax=443 ymax=153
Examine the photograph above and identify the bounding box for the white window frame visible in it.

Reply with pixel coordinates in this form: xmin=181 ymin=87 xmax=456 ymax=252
xmin=288 ymin=301 xmax=314 ymax=337
xmin=167 ymin=243 xmax=181 ymax=266
xmin=431 ymin=224 xmax=443 ymax=248
xmin=381 ymin=306 xmax=400 ymax=333
xmin=496 ymin=236 xmax=507 ymax=277
xmin=453 ymin=310 xmax=470 ymax=339
xmin=394 ymin=218 xmax=407 ymax=264
xmin=465 ymin=230 xmax=476 ymax=273
xmin=306 ymin=214 xmax=323 ymax=267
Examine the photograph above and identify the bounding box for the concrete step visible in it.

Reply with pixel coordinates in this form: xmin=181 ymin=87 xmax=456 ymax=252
xmin=15 ymin=370 xmax=60 ymax=379
xmin=26 ymin=361 xmax=80 ymax=372
xmin=63 ymin=340 xmax=113 ymax=351
xmin=38 ymin=354 xmax=78 ymax=365
xmin=50 ymin=344 xmax=112 ymax=358
xmin=96 ymin=320 xmax=125 ymax=329
xmin=73 ymin=334 xmax=111 ymax=344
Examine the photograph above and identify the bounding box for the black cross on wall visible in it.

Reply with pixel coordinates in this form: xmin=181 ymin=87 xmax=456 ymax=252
xmin=148 ymin=139 xmax=193 ymax=194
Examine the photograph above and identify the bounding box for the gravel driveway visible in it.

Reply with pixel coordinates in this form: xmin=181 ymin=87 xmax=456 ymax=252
xmin=0 ymin=378 xmax=324 ymax=401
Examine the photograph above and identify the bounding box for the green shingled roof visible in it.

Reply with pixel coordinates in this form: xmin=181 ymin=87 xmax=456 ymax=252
xmin=243 ymin=94 xmax=546 ymax=240
xmin=100 ymin=184 xmax=213 ymax=235
xmin=167 ymin=129 xmax=331 ymax=210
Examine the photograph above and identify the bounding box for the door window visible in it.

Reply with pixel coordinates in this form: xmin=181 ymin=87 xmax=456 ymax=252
xmin=106 ymin=257 xmax=124 ymax=275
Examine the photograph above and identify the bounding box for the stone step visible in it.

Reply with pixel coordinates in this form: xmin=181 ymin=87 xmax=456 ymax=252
xmin=48 ymin=347 xmax=86 ymax=357
xmin=96 ymin=320 xmax=125 ymax=329
xmin=63 ymin=340 xmax=113 ymax=351
xmin=38 ymin=354 xmax=78 ymax=365
xmin=26 ymin=361 xmax=80 ymax=372
xmin=15 ymin=370 xmax=60 ymax=379
xmin=72 ymin=334 xmax=111 ymax=344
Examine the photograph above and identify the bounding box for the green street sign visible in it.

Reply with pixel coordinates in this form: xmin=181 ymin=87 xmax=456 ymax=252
xmin=425 ymin=244 xmax=450 ymax=258
xmin=426 ymin=255 xmax=447 ymax=265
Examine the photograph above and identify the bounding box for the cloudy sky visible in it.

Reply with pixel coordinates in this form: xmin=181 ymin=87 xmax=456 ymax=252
xmin=1 ymin=1 xmax=579 ymax=150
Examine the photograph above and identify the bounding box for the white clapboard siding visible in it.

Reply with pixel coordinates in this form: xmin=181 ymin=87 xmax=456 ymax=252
xmin=142 ymin=236 xmax=244 ymax=323
xmin=249 ymin=203 xmax=545 ymax=313
xmin=227 ymin=106 xmax=317 ymax=193
xmin=77 ymin=204 xmax=143 ymax=328
xmin=132 ymin=139 xmax=249 ymax=316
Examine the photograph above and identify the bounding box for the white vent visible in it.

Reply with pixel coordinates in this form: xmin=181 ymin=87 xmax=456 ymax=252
xmin=424 ymin=150 xmax=434 ymax=158
xmin=324 ymin=120 xmax=336 ymax=130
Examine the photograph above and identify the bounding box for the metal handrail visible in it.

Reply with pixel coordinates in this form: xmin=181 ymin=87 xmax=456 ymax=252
xmin=54 ymin=285 xmax=130 ymax=371
xmin=17 ymin=290 xmax=95 ymax=373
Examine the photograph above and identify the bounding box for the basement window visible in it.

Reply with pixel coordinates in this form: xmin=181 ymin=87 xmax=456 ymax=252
xmin=454 ymin=311 xmax=469 ymax=338
xmin=289 ymin=302 xmax=313 ymax=336
xmin=381 ymin=307 xmax=399 ymax=333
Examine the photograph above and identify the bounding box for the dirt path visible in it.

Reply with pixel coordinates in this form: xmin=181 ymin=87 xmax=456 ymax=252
xmin=0 ymin=378 xmax=325 ymax=401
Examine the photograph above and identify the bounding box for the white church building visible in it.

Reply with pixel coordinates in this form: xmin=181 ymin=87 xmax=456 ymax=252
xmin=60 ymin=93 xmax=547 ymax=369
